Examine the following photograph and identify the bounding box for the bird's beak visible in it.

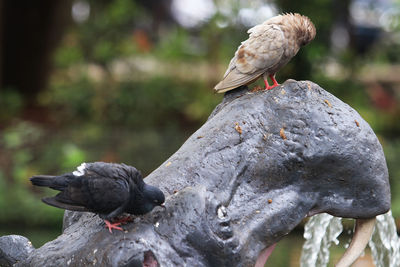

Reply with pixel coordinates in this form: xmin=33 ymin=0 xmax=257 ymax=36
xmin=160 ymin=203 xmax=166 ymax=210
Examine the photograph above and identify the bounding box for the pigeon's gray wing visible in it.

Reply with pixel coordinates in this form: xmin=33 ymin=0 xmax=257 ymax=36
xmin=42 ymin=197 xmax=89 ymax=212
xmin=43 ymin=173 xmax=131 ymax=217
xmin=214 ymin=24 xmax=286 ymax=93
xmin=84 ymin=162 xmax=144 ymax=189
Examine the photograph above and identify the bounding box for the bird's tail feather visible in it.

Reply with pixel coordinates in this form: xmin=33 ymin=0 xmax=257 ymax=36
xmin=30 ymin=175 xmax=71 ymax=191
xmin=30 ymin=175 xmax=56 ymax=187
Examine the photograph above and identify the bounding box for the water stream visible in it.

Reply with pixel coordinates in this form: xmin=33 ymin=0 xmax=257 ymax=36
xmin=300 ymin=210 xmax=400 ymax=267
xmin=369 ymin=210 xmax=400 ymax=267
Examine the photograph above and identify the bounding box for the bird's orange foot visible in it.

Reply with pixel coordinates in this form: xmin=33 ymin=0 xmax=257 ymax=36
xmin=264 ymin=74 xmax=280 ymax=90
xmin=104 ymin=219 xmax=123 ymax=233
xmin=113 ymin=216 xmax=134 ymax=225
xmin=265 ymin=84 xmax=280 ymax=90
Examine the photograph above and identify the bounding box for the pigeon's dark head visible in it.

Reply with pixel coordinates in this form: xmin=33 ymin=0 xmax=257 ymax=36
xmin=140 ymin=184 xmax=165 ymax=214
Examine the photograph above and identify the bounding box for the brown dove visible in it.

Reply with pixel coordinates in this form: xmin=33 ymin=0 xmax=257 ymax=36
xmin=214 ymin=13 xmax=316 ymax=93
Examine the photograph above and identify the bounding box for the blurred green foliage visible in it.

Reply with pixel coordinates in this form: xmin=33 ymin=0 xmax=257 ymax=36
xmin=0 ymin=0 xmax=399 ymax=248
xmin=0 ymin=89 xmax=23 ymax=122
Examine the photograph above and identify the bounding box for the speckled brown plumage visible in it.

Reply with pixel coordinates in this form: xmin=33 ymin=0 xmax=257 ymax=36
xmin=214 ymin=13 xmax=316 ymax=93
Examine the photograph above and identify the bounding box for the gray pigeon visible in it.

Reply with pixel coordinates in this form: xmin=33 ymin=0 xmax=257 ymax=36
xmin=30 ymin=162 xmax=165 ymax=233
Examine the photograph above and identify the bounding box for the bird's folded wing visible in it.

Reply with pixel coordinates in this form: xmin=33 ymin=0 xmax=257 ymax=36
xmin=215 ymin=25 xmax=285 ymax=92
xmin=49 ymin=176 xmax=130 ymax=213
xmin=214 ymin=68 xmax=264 ymax=93
xmin=236 ymin=25 xmax=285 ymax=73
xmin=42 ymin=196 xmax=89 ymax=212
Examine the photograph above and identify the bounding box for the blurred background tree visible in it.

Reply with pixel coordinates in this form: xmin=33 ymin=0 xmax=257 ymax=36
xmin=0 ymin=0 xmax=399 ymax=264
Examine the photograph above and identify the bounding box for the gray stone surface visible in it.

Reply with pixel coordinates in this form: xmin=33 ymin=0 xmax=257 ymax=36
xmin=62 ymin=210 xmax=85 ymax=231
xmin=14 ymin=80 xmax=390 ymax=266
xmin=0 ymin=235 xmax=34 ymax=266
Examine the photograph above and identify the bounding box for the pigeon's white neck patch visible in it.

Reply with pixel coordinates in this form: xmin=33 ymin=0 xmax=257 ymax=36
xmin=73 ymin=163 xmax=87 ymax=176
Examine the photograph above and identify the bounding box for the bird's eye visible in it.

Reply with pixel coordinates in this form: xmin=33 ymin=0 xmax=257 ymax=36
xmin=154 ymin=200 xmax=158 ymax=203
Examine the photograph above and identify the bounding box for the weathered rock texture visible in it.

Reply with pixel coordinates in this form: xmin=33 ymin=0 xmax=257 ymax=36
xmin=4 ymin=80 xmax=390 ymax=266
xmin=0 ymin=235 xmax=34 ymax=266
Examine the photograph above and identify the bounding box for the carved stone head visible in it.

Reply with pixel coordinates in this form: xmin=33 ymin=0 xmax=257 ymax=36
xmin=18 ymin=81 xmax=390 ymax=267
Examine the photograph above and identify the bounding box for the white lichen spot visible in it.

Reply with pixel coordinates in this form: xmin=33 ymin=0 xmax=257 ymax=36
xmin=93 ymin=249 xmax=97 ymax=254
xmin=217 ymin=206 xmax=227 ymax=219
xmin=73 ymin=162 xmax=87 ymax=176
xmin=255 ymin=210 xmax=261 ymax=214
xmin=67 ymin=259 xmax=72 ymax=265
xmin=154 ymin=222 xmax=160 ymax=228
xmin=165 ymin=161 xmax=172 ymax=167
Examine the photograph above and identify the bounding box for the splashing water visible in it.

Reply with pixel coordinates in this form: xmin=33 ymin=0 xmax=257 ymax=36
xmin=300 ymin=210 xmax=400 ymax=267
xmin=369 ymin=210 xmax=400 ymax=267
xmin=300 ymin=213 xmax=343 ymax=267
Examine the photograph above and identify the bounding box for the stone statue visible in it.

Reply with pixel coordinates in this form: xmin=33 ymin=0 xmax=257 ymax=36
xmin=1 ymin=80 xmax=390 ymax=267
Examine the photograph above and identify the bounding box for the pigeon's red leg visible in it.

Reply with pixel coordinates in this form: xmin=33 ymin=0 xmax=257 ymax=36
xmin=255 ymin=243 xmax=277 ymax=267
xmin=104 ymin=215 xmax=134 ymax=233
xmin=104 ymin=220 xmax=123 ymax=233
xmin=269 ymin=74 xmax=279 ymax=88
xmin=263 ymin=73 xmax=273 ymax=90
xmin=112 ymin=216 xmax=133 ymax=225
xmin=264 ymin=79 xmax=272 ymax=90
